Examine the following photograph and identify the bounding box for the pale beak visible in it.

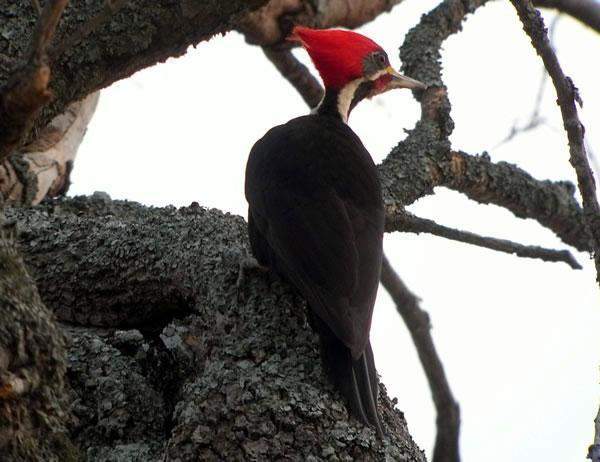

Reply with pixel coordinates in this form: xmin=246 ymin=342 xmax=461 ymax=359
xmin=386 ymin=66 xmax=427 ymax=90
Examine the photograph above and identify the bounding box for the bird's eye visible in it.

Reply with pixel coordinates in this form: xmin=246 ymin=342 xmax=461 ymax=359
xmin=376 ymin=53 xmax=387 ymax=66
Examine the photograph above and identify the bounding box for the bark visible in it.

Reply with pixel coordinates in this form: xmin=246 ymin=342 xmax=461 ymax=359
xmin=511 ymin=0 xmax=600 ymax=282
xmin=0 ymin=0 xmax=270 ymax=137
xmin=0 ymin=0 xmax=68 ymax=160
xmin=0 ymin=215 xmax=77 ymax=461
xmin=534 ymin=0 xmax=600 ymax=34
xmin=0 ymin=92 xmax=98 ymax=205
xmin=238 ymin=0 xmax=405 ymax=46
xmin=377 ymin=0 xmax=591 ymax=254
xmin=5 ymin=196 xmax=426 ymax=461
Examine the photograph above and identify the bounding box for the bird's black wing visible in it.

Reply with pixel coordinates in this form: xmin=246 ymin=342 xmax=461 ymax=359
xmin=245 ymin=115 xmax=384 ymax=357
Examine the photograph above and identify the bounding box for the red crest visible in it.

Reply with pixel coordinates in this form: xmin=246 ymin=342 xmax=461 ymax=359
xmin=289 ymin=26 xmax=384 ymax=90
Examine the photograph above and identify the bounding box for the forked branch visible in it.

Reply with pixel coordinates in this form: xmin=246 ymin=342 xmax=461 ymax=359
xmin=510 ymin=0 xmax=600 ymax=281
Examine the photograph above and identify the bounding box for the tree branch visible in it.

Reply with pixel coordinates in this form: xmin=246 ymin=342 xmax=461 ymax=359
xmin=511 ymin=0 xmax=600 ymax=281
xmin=262 ymin=48 xmax=324 ymax=108
xmin=534 ymin=0 xmax=600 ymax=34
xmin=6 ymin=197 xmax=426 ymax=460
xmin=377 ymin=0 xmax=591 ymax=255
xmin=0 ymin=216 xmax=75 ymax=460
xmin=380 ymin=255 xmax=460 ymax=462
xmin=0 ymin=0 xmax=69 ymax=160
xmin=0 ymin=1 xmax=271 ymax=136
xmin=237 ymin=0 xmax=405 ymax=46
xmin=50 ymin=0 xmax=128 ymax=57
xmin=0 ymin=92 xmax=99 ymax=205
xmin=387 ymin=210 xmax=582 ymax=269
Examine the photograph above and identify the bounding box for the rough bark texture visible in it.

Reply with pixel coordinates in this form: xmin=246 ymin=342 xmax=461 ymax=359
xmin=5 ymin=195 xmax=426 ymax=461
xmin=0 ymin=92 xmax=98 ymax=205
xmin=0 ymin=216 xmax=77 ymax=461
xmin=376 ymin=0 xmax=591 ymax=254
xmin=238 ymin=0 xmax=404 ymax=46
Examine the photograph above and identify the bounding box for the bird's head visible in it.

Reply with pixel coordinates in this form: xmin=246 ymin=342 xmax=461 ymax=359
xmin=289 ymin=26 xmax=426 ymax=121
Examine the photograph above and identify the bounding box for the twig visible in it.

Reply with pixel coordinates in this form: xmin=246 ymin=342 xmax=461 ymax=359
xmin=262 ymin=48 xmax=324 ymax=109
xmin=380 ymin=255 xmax=460 ymax=462
xmin=493 ymin=14 xmax=560 ymax=149
xmin=51 ymin=0 xmax=128 ymax=57
xmin=510 ymin=0 xmax=600 ymax=283
xmin=534 ymin=0 xmax=600 ymax=34
xmin=387 ymin=210 xmax=582 ymax=269
xmin=0 ymin=0 xmax=69 ymax=161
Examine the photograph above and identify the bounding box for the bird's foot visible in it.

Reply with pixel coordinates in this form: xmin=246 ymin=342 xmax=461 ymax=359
xmin=236 ymin=254 xmax=269 ymax=302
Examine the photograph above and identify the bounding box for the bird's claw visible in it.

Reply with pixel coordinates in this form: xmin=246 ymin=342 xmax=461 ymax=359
xmin=236 ymin=254 xmax=268 ymax=302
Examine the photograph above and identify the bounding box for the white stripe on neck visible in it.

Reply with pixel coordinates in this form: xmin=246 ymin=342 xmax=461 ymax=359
xmin=336 ymin=78 xmax=364 ymax=123
xmin=312 ymin=71 xmax=387 ymax=122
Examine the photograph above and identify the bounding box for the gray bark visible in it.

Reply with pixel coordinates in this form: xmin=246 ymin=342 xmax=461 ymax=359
xmin=5 ymin=195 xmax=426 ymax=461
xmin=0 ymin=215 xmax=77 ymax=461
xmin=0 ymin=0 xmax=269 ymax=135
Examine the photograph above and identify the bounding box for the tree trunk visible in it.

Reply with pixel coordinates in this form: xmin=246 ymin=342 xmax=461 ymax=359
xmin=5 ymin=195 xmax=425 ymax=461
xmin=0 ymin=215 xmax=77 ymax=461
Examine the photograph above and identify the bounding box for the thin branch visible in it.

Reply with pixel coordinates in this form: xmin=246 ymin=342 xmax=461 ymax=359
xmin=511 ymin=0 xmax=600 ymax=282
xmin=380 ymin=255 xmax=460 ymax=462
xmin=237 ymin=0 xmax=405 ymax=46
xmin=534 ymin=0 xmax=600 ymax=34
xmin=387 ymin=210 xmax=582 ymax=269
xmin=0 ymin=0 xmax=69 ymax=161
xmin=262 ymin=48 xmax=324 ymax=108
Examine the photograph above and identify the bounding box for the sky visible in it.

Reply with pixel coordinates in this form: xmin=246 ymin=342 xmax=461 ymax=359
xmin=70 ymin=1 xmax=600 ymax=460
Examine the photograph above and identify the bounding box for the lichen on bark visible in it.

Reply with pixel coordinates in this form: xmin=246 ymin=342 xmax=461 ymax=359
xmin=0 ymin=215 xmax=78 ymax=461
xmin=6 ymin=195 xmax=426 ymax=461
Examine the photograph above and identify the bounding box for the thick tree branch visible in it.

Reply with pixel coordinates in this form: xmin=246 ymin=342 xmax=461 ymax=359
xmin=376 ymin=0 xmax=592 ymax=255
xmin=0 ymin=215 xmax=76 ymax=460
xmin=534 ymin=0 xmax=600 ymax=33
xmin=0 ymin=0 xmax=271 ymax=135
xmin=0 ymin=92 xmax=99 ymax=205
xmin=0 ymin=0 xmax=68 ymax=160
xmin=380 ymin=255 xmax=460 ymax=462
xmin=511 ymin=0 xmax=600 ymax=280
xmin=387 ymin=210 xmax=582 ymax=269
xmin=51 ymin=0 xmax=128 ymax=57
xmin=381 ymin=147 xmax=590 ymax=251
xmin=6 ymin=197 xmax=426 ymax=460
xmin=238 ymin=0 xmax=405 ymax=46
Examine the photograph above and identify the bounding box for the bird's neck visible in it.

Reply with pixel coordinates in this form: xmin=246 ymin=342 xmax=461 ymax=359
xmin=315 ymin=79 xmax=373 ymax=123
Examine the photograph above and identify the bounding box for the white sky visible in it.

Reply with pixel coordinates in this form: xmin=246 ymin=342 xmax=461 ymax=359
xmin=70 ymin=1 xmax=600 ymax=460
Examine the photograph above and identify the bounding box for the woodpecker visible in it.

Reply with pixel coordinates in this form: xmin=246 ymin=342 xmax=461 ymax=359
xmin=244 ymin=26 xmax=425 ymax=436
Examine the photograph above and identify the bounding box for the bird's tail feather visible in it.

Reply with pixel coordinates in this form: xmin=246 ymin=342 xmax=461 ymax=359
xmin=311 ymin=315 xmax=384 ymax=437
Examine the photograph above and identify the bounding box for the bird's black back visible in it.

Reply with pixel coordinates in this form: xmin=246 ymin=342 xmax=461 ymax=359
xmin=245 ymin=113 xmax=385 ymax=434
xmin=245 ymin=114 xmax=384 ymax=356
